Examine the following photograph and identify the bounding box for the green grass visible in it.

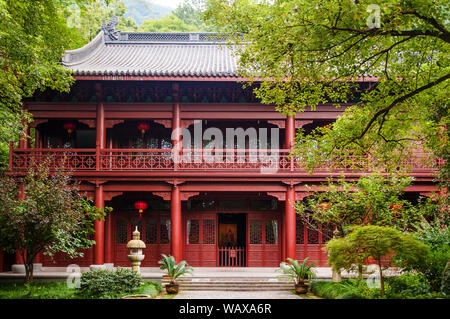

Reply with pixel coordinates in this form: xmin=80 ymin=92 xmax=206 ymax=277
xmin=0 ymin=281 xmax=162 ymax=299
xmin=310 ymin=280 xmax=370 ymax=299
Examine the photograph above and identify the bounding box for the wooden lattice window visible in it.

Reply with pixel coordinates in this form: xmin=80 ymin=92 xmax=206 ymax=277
xmin=160 ymin=219 xmax=171 ymax=244
xmin=187 ymin=220 xmax=200 ymax=244
xmin=203 ymin=220 xmax=215 ymax=244
xmin=296 ymin=220 xmax=304 ymax=244
xmin=145 ymin=219 xmax=157 ymax=244
xmin=115 ymin=219 xmax=128 ymax=244
xmin=250 ymin=220 xmax=262 ymax=244
xmin=322 ymin=223 xmax=334 ymax=243
xmin=307 ymin=225 xmax=320 ymax=244
xmin=265 ymin=220 xmax=278 ymax=244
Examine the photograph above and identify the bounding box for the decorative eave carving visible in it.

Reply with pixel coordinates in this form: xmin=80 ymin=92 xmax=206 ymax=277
xmin=267 ymin=120 xmax=314 ymax=129
xmin=101 ymin=16 xmax=120 ymax=41
xmin=180 ymin=192 xmax=200 ymax=201
xmin=154 ymin=119 xmax=171 ymax=128
xmin=105 ymin=119 xmax=124 ymax=128
xmin=266 ymin=191 xmax=285 ymax=201
xmin=152 ymin=192 xmax=171 ymax=201
xmin=29 ymin=119 xmax=48 ymax=128
xmin=104 ymin=191 xmax=124 ymax=201
xmin=181 ymin=120 xmax=196 ymax=128
xmin=79 ymin=119 xmax=96 ymax=128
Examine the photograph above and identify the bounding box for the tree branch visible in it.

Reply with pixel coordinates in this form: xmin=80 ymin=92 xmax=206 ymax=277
xmin=353 ymin=72 xmax=450 ymax=142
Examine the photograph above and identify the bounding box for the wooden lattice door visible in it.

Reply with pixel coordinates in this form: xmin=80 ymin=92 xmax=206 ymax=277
xmin=183 ymin=212 xmax=217 ymax=267
xmin=247 ymin=212 xmax=281 ymax=267
xmin=113 ymin=212 xmax=170 ymax=266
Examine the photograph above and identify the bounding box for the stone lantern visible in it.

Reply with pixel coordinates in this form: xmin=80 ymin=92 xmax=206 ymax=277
xmin=127 ymin=227 xmax=146 ymax=273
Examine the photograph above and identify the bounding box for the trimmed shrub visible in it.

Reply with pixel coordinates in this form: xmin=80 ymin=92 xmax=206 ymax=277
xmin=78 ymin=268 xmax=143 ymax=298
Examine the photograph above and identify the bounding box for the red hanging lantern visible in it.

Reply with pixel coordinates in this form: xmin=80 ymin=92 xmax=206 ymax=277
xmin=389 ymin=203 xmax=403 ymax=217
xmin=389 ymin=203 xmax=403 ymax=211
xmin=318 ymin=202 xmax=331 ymax=211
xmin=134 ymin=201 xmax=148 ymax=217
xmin=63 ymin=122 xmax=76 ymax=136
xmin=137 ymin=122 xmax=150 ymax=139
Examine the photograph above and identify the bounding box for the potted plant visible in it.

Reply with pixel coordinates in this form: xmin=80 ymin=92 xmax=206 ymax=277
xmin=278 ymin=257 xmax=317 ymax=294
xmin=158 ymin=254 xmax=193 ymax=294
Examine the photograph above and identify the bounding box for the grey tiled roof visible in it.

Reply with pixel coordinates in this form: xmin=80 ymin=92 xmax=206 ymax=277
xmin=62 ymin=31 xmax=240 ymax=77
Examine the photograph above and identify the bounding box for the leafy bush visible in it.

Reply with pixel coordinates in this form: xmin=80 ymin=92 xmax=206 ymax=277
xmin=395 ymin=225 xmax=450 ymax=292
xmin=78 ymin=268 xmax=143 ymax=298
xmin=311 ymin=275 xmax=447 ymax=299
xmin=385 ymin=274 xmax=432 ymax=298
xmin=311 ymin=279 xmax=372 ymax=299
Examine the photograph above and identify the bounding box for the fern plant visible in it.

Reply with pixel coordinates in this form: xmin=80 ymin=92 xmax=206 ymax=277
xmin=158 ymin=254 xmax=193 ymax=284
xmin=278 ymin=257 xmax=317 ymax=285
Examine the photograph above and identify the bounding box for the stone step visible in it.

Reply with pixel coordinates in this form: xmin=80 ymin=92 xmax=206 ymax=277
xmin=177 ymin=287 xmax=293 ymax=291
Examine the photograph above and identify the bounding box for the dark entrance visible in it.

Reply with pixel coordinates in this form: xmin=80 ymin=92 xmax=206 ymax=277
xmin=218 ymin=213 xmax=247 ymax=267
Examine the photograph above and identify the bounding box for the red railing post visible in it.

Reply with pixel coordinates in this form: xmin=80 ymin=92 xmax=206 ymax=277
xmin=9 ymin=140 xmax=13 ymax=170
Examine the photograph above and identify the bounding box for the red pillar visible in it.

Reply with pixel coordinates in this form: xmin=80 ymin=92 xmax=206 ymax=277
xmin=285 ymin=115 xmax=295 ymax=149
xmin=15 ymin=184 xmax=26 ymax=265
xmin=104 ymin=210 xmax=113 ymax=265
xmin=282 ymin=207 xmax=286 ymax=261
xmin=285 ymin=186 xmax=296 ymax=260
xmin=171 ymin=185 xmax=182 ymax=262
xmin=94 ymin=185 xmax=105 ymax=265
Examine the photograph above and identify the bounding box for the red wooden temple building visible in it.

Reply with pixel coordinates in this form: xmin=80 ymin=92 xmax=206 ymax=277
xmin=3 ymin=22 xmax=441 ymax=271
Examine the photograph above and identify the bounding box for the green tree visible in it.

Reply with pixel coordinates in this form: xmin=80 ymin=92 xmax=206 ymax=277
xmin=0 ymin=0 xmax=94 ymax=168
xmin=173 ymin=0 xmax=215 ymax=31
xmin=65 ymin=0 xmax=138 ymax=48
xmin=0 ymin=161 xmax=109 ymax=283
xmin=326 ymin=225 xmax=429 ymax=296
xmin=296 ymin=173 xmax=429 ymax=238
xmin=138 ymin=14 xmax=199 ymax=32
xmin=204 ymin=0 xmax=449 ymax=191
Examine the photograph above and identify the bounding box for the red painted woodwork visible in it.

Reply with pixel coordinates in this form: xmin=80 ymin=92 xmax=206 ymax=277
xmin=105 ymin=211 xmax=113 ymax=264
xmin=219 ymin=247 xmax=246 ymax=267
xmin=295 ymin=217 xmax=333 ymax=267
xmin=112 ymin=211 xmax=170 ymax=266
xmin=171 ymin=186 xmax=182 ymax=262
xmin=10 ymin=77 xmax=441 ymax=270
xmin=247 ymin=212 xmax=282 ymax=267
xmin=10 ymin=148 xmax=440 ymax=174
xmin=184 ymin=212 xmax=217 ymax=267
xmin=94 ymin=185 xmax=105 ymax=265
xmin=285 ymin=186 xmax=296 ymax=260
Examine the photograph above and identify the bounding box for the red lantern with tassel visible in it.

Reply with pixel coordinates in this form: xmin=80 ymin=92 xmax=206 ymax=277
xmin=137 ymin=122 xmax=150 ymax=139
xmin=318 ymin=202 xmax=331 ymax=211
xmin=134 ymin=201 xmax=148 ymax=217
xmin=389 ymin=203 xmax=403 ymax=217
xmin=63 ymin=122 xmax=76 ymax=136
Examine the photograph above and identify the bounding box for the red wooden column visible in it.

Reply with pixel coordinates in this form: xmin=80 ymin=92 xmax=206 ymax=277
xmin=172 ymin=83 xmax=181 ymax=169
xmin=170 ymin=185 xmax=182 ymax=261
xmin=15 ymin=114 xmax=28 ymax=268
xmin=93 ymin=83 xmax=106 ymax=266
xmin=14 ymin=184 xmax=26 ymax=266
xmin=104 ymin=209 xmax=113 ymax=265
xmin=285 ymin=185 xmax=296 ymax=260
xmin=94 ymin=184 xmax=105 ymax=265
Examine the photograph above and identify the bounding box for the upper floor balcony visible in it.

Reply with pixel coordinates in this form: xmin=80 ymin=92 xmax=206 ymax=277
xmin=9 ymin=145 xmax=442 ymax=177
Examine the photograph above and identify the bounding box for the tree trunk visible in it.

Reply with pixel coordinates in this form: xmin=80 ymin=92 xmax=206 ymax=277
xmin=357 ymin=264 xmax=363 ymax=284
xmin=332 ymin=268 xmax=342 ymax=282
xmin=24 ymin=262 xmax=34 ymax=284
xmin=378 ymin=259 xmax=384 ymax=297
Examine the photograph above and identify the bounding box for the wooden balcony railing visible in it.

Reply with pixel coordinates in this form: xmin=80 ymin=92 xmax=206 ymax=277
xmin=9 ymin=146 xmax=443 ymax=174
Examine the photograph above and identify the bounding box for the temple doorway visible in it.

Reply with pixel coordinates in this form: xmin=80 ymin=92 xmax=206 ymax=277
xmin=218 ymin=213 xmax=247 ymax=267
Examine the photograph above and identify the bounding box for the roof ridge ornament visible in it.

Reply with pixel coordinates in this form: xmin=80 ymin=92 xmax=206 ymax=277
xmin=101 ymin=16 xmax=120 ymax=41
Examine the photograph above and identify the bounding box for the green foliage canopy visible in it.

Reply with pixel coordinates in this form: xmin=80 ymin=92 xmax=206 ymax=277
xmin=0 ymin=161 xmax=109 ymax=283
xmin=204 ymin=0 xmax=449 ymax=184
